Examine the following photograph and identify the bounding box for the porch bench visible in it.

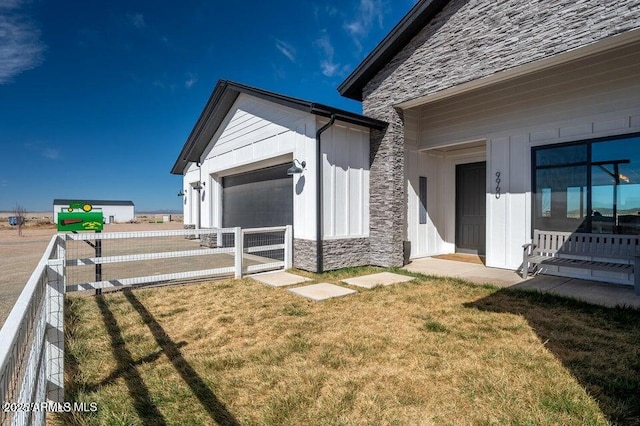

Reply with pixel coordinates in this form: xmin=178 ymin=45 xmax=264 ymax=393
xmin=522 ymin=230 xmax=640 ymax=295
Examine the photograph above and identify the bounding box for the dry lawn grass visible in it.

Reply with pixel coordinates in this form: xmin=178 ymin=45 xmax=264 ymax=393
xmin=58 ymin=268 xmax=640 ymax=425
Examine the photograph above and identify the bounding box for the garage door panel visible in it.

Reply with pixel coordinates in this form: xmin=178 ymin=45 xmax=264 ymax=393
xmin=222 ymin=163 xmax=293 ymax=229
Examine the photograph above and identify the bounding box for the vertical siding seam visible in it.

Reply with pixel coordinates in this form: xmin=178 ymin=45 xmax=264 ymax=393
xmin=345 ymin=130 xmax=351 ymax=236
xmin=505 ymin=138 xmax=511 ymax=267
xmin=330 ymin=128 xmax=336 ymax=237
xmin=361 ymin=131 xmax=366 ymax=236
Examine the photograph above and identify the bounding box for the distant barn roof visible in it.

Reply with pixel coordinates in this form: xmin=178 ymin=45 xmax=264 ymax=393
xmin=53 ymin=199 xmax=135 ymax=206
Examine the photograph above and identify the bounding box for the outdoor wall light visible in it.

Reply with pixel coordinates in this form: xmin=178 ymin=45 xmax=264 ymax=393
xmin=287 ymin=159 xmax=306 ymax=175
xmin=177 ymin=189 xmax=185 ymax=197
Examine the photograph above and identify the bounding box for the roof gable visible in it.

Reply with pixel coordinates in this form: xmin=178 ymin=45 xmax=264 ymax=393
xmin=171 ymin=80 xmax=387 ymax=175
xmin=339 ymin=0 xmax=640 ymax=104
xmin=338 ymin=0 xmax=450 ymax=101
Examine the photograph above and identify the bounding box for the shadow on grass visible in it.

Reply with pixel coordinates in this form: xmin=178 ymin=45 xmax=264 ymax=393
xmin=122 ymin=289 xmax=239 ymax=426
xmin=96 ymin=295 xmax=167 ymax=425
xmin=465 ymin=288 xmax=640 ymax=425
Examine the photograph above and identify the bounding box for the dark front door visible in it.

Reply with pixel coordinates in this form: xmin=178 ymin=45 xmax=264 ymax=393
xmin=455 ymin=162 xmax=486 ymax=255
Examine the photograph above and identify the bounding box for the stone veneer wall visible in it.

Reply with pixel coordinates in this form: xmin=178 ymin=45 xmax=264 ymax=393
xmin=293 ymin=238 xmax=317 ymax=271
xmin=322 ymin=238 xmax=370 ymax=271
xmin=200 ymin=232 xmax=217 ymax=248
xmin=361 ymin=0 xmax=640 ymax=268
xmin=367 ymin=123 xmax=406 ymax=268
xmin=363 ymin=0 xmax=640 ymax=113
xmin=183 ymin=224 xmax=196 ymax=240
xmin=294 ymin=238 xmax=371 ymax=272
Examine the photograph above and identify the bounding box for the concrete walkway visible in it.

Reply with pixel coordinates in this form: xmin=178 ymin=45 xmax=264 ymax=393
xmin=404 ymin=257 xmax=640 ymax=309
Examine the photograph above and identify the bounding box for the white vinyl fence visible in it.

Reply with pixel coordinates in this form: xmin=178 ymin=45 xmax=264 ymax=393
xmin=0 ymin=225 xmax=291 ymax=425
xmin=0 ymin=235 xmax=64 ymax=426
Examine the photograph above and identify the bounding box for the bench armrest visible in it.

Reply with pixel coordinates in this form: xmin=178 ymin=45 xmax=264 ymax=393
xmin=521 ymin=243 xmax=536 ymax=279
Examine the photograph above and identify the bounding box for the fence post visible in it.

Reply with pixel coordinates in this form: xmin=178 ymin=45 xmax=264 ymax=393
xmin=46 ymin=235 xmax=65 ymax=402
xmin=284 ymin=225 xmax=293 ymax=270
xmin=234 ymin=227 xmax=243 ymax=279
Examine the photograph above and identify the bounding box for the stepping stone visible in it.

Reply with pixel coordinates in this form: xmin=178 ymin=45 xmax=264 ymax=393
xmin=342 ymin=272 xmax=414 ymax=289
xmin=251 ymin=271 xmax=312 ymax=287
xmin=288 ymin=283 xmax=357 ymax=301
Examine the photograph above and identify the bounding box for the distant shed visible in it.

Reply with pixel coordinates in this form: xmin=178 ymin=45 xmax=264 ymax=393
xmin=53 ymin=199 xmax=135 ymax=224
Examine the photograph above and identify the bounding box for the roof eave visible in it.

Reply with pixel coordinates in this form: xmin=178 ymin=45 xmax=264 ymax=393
xmin=338 ymin=0 xmax=450 ymax=101
xmin=171 ymin=81 xmax=388 ymax=175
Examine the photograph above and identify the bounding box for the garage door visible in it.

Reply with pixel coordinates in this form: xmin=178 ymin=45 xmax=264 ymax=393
xmin=222 ymin=163 xmax=293 ymax=228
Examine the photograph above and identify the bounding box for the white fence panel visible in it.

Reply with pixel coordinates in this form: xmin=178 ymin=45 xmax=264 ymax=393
xmin=0 ymin=235 xmax=64 ymax=426
xmin=0 ymin=225 xmax=292 ymax=425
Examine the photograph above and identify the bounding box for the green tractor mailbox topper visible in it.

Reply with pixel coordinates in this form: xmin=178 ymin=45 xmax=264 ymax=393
xmin=58 ymin=202 xmax=104 ymax=294
xmin=57 ymin=202 xmax=104 ymax=232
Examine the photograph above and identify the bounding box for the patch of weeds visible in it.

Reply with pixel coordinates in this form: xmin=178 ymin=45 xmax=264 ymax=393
xmin=217 ymin=315 xmax=234 ymax=324
xmin=157 ymin=306 xmax=187 ymax=318
xmin=540 ymin=389 xmax=587 ymax=416
xmin=211 ymin=282 xmax=233 ymax=291
xmin=500 ymin=323 xmax=526 ymax=333
xmin=286 ymin=332 xmax=312 ymax=353
xmin=282 ymin=304 xmax=308 ymax=317
xmin=418 ymin=314 xmax=447 ymax=333
xmin=318 ymin=348 xmax=347 ymax=369
xmin=311 ymin=266 xmax=385 ymax=281
xmin=204 ymin=355 xmax=246 ymax=371
xmin=255 ymin=347 xmax=287 ymax=365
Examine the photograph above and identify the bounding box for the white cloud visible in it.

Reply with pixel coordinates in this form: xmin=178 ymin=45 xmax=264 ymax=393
xmin=344 ymin=0 xmax=386 ymax=50
xmin=315 ymin=31 xmax=349 ymax=78
xmin=127 ymin=12 xmax=146 ymax=30
xmin=41 ymin=148 xmax=60 ymax=160
xmin=274 ymin=39 xmax=296 ymax=63
xmin=184 ymin=73 xmax=197 ymax=89
xmin=0 ymin=1 xmax=22 ymax=10
xmin=0 ymin=3 xmax=45 ymax=84
xmin=24 ymin=142 xmax=61 ymax=160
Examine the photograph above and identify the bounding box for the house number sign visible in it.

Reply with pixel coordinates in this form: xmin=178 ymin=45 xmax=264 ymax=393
xmin=495 ymin=171 xmax=501 ymax=199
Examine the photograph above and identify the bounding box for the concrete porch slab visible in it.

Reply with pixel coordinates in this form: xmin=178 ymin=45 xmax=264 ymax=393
xmin=288 ymin=283 xmax=357 ymax=301
xmin=404 ymin=258 xmax=522 ymax=287
xmin=251 ymin=271 xmax=312 ymax=287
xmin=512 ymin=276 xmax=640 ymax=309
xmin=343 ymin=272 xmax=414 ymax=289
xmin=403 ymin=257 xmax=640 ymax=309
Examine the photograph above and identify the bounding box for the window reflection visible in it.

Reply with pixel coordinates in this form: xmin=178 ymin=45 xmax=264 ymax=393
xmin=533 ymin=135 xmax=640 ymax=235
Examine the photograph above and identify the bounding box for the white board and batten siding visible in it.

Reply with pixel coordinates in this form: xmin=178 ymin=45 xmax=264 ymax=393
xmin=183 ymin=94 xmax=370 ymax=241
xmin=406 ymin=42 xmax=640 ymax=273
xmin=321 ymin=121 xmax=370 ymax=239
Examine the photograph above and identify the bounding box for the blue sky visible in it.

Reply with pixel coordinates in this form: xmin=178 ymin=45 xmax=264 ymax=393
xmin=0 ymin=0 xmax=415 ymax=212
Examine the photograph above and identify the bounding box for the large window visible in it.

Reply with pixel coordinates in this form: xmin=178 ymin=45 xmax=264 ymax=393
xmin=533 ymin=134 xmax=640 ymax=235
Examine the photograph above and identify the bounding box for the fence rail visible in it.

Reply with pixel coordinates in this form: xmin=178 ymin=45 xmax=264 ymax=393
xmin=0 ymin=225 xmax=292 ymax=425
xmin=0 ymin=235 xmax=64 ymax=426
xmin=64 ymin=226 xmax=291 ymax=291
